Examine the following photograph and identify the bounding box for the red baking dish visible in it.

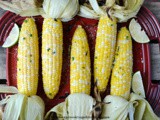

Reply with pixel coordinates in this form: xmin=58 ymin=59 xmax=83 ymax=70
xmin=0 ymin=6 xmax=160 ymax=115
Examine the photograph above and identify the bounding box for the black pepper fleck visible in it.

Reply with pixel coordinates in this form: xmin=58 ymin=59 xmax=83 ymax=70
xmin=85 ymin=51 xmax=88 ymax=56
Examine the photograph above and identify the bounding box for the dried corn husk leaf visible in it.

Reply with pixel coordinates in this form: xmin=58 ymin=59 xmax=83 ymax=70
xmin=0 ymin=0 xmax=43 ymax=16
xmin=110 ymin=0 xmax=144 ymax=22
xmin=25 ymin=95 xmax=45 ymax=120
xmin=42 ymin=0 xmax=79 ymax=21
xmin=79 ymin=0 xmax=144 ymax=22
xmin=0 ymin=85 xmax=18 ymax=94
xmin=130 ymin=93 xmax=160 ymax=120
xmin=101 ymin=95 xmax=135 ymax=120
xmin=101 ymin=94 xmax=160 ymax=120
xmin=0 ymin=94 xmax=27 ymax=120
xmin=88 ymin=0 xmax=105 ymax=15
xmin=45 ymin=93 xmax=96 ymax=120
xmin=79 ymin=5 xmax=99 ymax=19
xmin=0 ymin=94 xmax=45 ymax=120
xmin=101 ymin=71 xmax=159 ymax=120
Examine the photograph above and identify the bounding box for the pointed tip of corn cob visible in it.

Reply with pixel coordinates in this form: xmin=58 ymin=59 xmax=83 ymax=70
xmin=110 ymin=27 xmax=133 ymax=100
xmin=70 ymin=25 xmax=91 ymax=95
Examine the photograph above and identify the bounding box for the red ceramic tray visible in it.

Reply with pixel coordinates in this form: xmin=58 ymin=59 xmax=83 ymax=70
xmin=0 ymin=6 xmax=160 ymax=115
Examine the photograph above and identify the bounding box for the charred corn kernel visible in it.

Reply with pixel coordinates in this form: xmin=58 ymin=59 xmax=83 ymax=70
xmin=17 ymin=18 xmax=39 ymax=96
xmin=42 ymin=18 xmax=63 ymax=99
xmin=70 ymin=25 xmax=91 ymax=94
xmin=111 ymin=27 xmax=133 ymax=100
xmin=94 ymin=15 xmax=117 ymax=92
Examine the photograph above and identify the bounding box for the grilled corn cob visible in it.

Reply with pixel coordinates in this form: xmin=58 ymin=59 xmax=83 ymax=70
xmin=42 ymin=18 xmax=63 ymax=99
xmin=110 ymin=27 xmax=133 ymax=100
xmin=94 ymin=15 xmax=117 ymax=92
xmin=17 ymin=18 xmax=39 ymax=96
xmin=70 ymin=25 xmax=91 ymax=94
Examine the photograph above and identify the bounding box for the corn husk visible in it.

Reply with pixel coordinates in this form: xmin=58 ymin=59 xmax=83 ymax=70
xmin=79 ymin=0 xmax=144 ymax=22
xmin=0 ymin=0 xmax=44 ymax=16
xmin=130 ymin=93 xmax=160 ymax=120
xmin=0 ymin=93 xmax=45 ymax=120
xmin=101 ymin=95 xmax=135 ymax=120
xmin=111 ymin=0 xmax=144 ymax=22
xmin=42 ymin=0 xmax=79 ymax=21
xmin=45 ymin=93 xmax=96 ymax=120
xmin=101 ymin=93 xmax=160 ymax=120
xmin=0 ymin=85 xmax=18 ymax=94
xmin=101 ymin=71 xmax=160 ymax=120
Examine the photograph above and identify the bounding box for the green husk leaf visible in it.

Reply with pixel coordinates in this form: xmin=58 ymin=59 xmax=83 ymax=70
xmin=0 ymin=85 xmax=18 ymax=93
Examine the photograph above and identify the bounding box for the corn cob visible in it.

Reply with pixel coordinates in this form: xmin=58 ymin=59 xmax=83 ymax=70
xmin=110 ymin=27 xmax=133 ymax=100
xmin=70 ymin=25 xmax=91 ymax=94
xmin=94 ymin=15 xmax=117 ymax=92
xmin=17 ymin=18 xmax=39 ymax=96
xmin=42 ymin=18 xmax=63 ymax=99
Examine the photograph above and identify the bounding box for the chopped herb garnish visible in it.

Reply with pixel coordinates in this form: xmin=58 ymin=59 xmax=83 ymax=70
xmin=82 ymin=67 xmax=85 ymax=69
xmin=17 ymin=58 xmax=19 ymax=61
xmin=110 ymin=24 xmax=113 ymax=26
xmin=47 ymin=48 xmax=50 ymax=52
xmin=72 ymin=57 xmax=74 ymax=61
xmin=30 ymin=54 xmax=32 ymax=57
xmin=49 ymin=93 xmax=52 ymax=96
xmin=23 ymin=37 xmax=25 ymax=40
xmin=30 ymin=60 xmax=32 ymax=63
xmin=95 ymin=56 xmax=97 ymax=59
xmin=24 ymin=20 xmax=28 ymax=23
xmin=19 ymin=68 xmax=21 ymax=71
xmin=126 ymin=36 xmax=129 ymax=39
xmin=30 ymin=34 xmax=32 ymax=37
xmin=54 ymin=18 xmax=57 ymax=21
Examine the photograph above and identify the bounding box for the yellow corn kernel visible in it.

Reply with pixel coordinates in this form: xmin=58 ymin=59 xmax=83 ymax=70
xmin=17 ymin=18 xmax=39 ymax=96
xmin=42 ymin=18 xmax=63 ymax=99
xmin=70 ymin=25 xmax=91 ymax=94
xmin=110 ymin=27 xmax=133 ymax=100
xmin=94 ymin=15 xmax=117 ymax=92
